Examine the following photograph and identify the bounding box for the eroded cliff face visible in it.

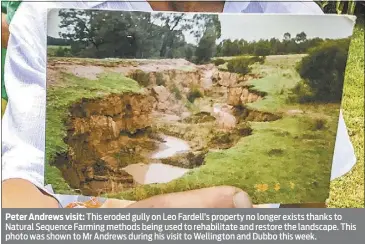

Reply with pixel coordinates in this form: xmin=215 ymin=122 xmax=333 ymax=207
xmin=58 ymin=93 xmax=157 ymax=196
xmin=127 ymin=69 xmax=202 ymax=115
xmin=227 ymin=87 xmax=265 ymax=106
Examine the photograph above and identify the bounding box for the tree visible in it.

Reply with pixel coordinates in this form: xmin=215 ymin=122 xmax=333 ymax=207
xmin=295 ymin=32 xmax=307 ymax=43
xmin=296 ymin=38 xmax=350 ymax=102
xmin=195 ymin=26 xmax=217 ymax=64
xmin=185 ymin=46 xmax=194 ymax=61
xmin=156 ymin=13 xmax=221 ymax=58
xmin=283 ymin=32 xmax=291 ymax=41
xmin=59 ymin=9 xmax=103 ymax=56
xmin=254 ymin=40 xmax=271 ymax=57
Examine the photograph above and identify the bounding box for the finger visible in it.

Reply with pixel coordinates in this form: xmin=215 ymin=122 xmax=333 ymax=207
xmin=100 ymin=199 xmax=135 ymax=208
xmin=126 ymin=186 xmax=252 ymax=208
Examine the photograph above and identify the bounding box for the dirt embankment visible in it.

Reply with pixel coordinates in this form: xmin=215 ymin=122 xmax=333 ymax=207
xmin=54 ymin=93 xmax=157 ymax=196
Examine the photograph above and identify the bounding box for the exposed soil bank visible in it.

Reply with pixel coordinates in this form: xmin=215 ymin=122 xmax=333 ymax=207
xmin=55 ymin=93 xmax=158 ymax=195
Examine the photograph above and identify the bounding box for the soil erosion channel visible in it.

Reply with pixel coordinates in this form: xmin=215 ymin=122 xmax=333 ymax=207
xmin=50 ymin=59 xmax=279 ymax=195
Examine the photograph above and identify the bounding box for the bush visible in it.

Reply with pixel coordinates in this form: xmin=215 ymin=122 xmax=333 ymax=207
xmin=268 ymin=148 xmax=284 ymax=156
xmin=130 ymin=70 xmax=150 ymax=87
xmin=210 ymin=131 xmax=234 ymax=145
xmin=155 ymin=72 xmax=166 ymax=86
xmin=296 ymin=38 xmax=350 ymax=102
xmin=227 ymin=57 xmax=253 ymax=76
xmin=288 ymin=80 xmax=314 ymax=103
xmin=187 ymin=86 xmax=203 ymax=103
xmin=250 ymin=56 xmax=266 ymax=64
xmin=54 ymin=47 xmax=72 ymax=57
xmin=212 ymin=58 xmax=226 ymax=66
xmin=235 ymin=123 xmax=253 ymax=136
xmin=171 ymin=84 xmax=182 ymax=100
xmin=310 ymin=117 xmax=327 ymax=131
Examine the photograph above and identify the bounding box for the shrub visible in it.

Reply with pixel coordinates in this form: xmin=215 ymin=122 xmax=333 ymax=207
xmin=288 ymin=80 xmax=314 ymax=103
xmin=130 ymin=70 xmax=150 ymax=87
xmin=171 ymin=84 xmax=182 ymax=100
xmin=296 ymin=38 xmax=350 ymax=102
xmin=55 ymin=47 xmax=72 ymax=57
xmin=235 ymin=123 xmax=253 ymax=136
xmin=155 ymin=72 xmax=166 ymax=86
xmin=187 ymin=86 xmax=203 ymax=103
xmin=311 ymin=117 xmax=327 ymax=131
xmin=268 ymin=148 xmax=284 ymax=156
xmin=227 ymin=57 xmax=253 ymax=76
xmin=249 ymin=56 xmax=266 ymax=64
xmin=212 ymin=58 xmax=226 ymax=66
xmin=210 ymin=131 xmax=234 ymax=145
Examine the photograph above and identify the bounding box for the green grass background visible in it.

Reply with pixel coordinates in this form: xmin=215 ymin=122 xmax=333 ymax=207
xmin=327 ymin=22 xmax=364 ymax=208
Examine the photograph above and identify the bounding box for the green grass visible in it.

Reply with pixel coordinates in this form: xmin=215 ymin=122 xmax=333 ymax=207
xmin=109 ymin=112 xmax=338 ymax=204
xmin=327 ymin=23 xmax=364 ymax=208
xmin=47 ymin=46 xmax=71 ymax=57
xmin=45 ymin=72 xmax=141 ymax=193
xmin=246 ymin=73 xmax=301 ymax=112
xmin=48 ymin=45 xmax=71 ymax=49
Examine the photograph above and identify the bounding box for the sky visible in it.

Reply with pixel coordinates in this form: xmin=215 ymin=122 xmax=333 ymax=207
xmin=48 ymin=9 xmax=355 ymax=45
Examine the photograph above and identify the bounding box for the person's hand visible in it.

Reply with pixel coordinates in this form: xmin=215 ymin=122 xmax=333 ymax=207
xmin=102 ymin=186 xmax=252 ymax=208
xmin=2 ymin=13 xmax=10 ymax=49
xmin=2 ymin=179 xmax=59 ymax=208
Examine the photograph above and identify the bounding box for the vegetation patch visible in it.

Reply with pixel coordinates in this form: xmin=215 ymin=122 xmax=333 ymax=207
xmin=155 ymin=72 xmax=166 ymax=86
xmin=212 ymin=58 xmax=226 ymax=66
xmin=295 ymin=38 xmax=351 ymax=102
xmin=187 ymin=86 xmax=204 ymax=103
xmin=129 ymin=69 xmax=151 ymax=87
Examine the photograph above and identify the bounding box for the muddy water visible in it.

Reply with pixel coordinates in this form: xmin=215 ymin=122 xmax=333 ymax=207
xmin=123 ymin=135 xmax=191 ymax=184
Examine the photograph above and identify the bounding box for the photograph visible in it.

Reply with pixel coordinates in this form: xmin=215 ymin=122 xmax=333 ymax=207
xmin=46 ymin=8 xmax=355 ymax=204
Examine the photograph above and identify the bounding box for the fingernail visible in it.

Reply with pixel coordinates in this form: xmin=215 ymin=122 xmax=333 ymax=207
xmin=233 ymin=191 xmax=252 ymax=208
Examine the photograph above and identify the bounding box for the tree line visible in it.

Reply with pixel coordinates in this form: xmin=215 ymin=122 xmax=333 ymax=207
xmin=216 ymin=32 xmax=327 ymax=57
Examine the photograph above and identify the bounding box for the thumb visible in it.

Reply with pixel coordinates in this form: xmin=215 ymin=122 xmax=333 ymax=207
xmin=126 ymin=186 xmax=252 ymax=208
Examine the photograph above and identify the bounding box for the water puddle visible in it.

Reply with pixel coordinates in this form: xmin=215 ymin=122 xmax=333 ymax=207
xmin=123 ymin=135 xmax=191 ymax=184
xmin=151 ymin=135 xmax=191 ymax=159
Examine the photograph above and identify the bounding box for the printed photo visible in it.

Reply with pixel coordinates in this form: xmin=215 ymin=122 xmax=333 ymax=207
xmin=46 ymin=9 xmax=355 ymax=204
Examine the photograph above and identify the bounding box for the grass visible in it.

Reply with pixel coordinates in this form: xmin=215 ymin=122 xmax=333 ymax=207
xmin=327 ymin=23 xmax=364 ymax=208
xmin=47 ymin=56 xmax=138 ymax=67
xmin=109 ymin=112 xmax=338 ymax=204
xmin=47 ymin=45 xmax=71 ymax=57
xmin=45 ymin=71 xmax=141 ymax=193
